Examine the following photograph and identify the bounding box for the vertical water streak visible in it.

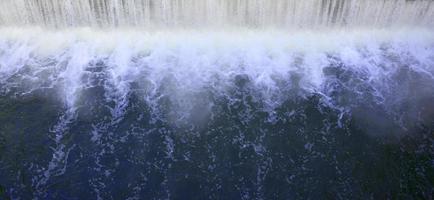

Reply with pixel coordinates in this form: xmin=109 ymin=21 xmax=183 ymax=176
xmin=0 ymin=0 xmax=433 ymax=28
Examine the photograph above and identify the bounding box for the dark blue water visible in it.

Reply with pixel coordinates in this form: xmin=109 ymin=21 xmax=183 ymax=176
xmin=0 ymin=30 xmax=433 ymax=199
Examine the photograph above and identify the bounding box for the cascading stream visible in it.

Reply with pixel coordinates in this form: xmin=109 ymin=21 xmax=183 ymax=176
xmin=0 ymin=0 xmax=433 ymax=29
xmin=0 ymin=1 xmax=433 ymax=199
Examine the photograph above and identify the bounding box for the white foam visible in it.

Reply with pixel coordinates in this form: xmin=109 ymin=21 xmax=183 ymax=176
xmin=0 ymin=28 xmax=433 ymax=122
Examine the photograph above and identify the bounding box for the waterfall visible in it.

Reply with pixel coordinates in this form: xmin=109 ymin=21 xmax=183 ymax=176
xmin=0 ymin=0 xmax=433 ymax=28
xmin=0 ymin=1 xmax=433 ymax=199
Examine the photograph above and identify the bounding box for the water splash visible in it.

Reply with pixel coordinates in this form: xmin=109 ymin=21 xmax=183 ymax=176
xmin=1 ymin=28 xmax=433 ymax=129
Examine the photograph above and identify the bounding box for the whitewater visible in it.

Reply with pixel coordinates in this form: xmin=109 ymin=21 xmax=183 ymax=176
xmin=0 ymin=0 xmax=433 ymax=199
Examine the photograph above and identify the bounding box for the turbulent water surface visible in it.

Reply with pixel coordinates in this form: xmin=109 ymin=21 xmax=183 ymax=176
xmin=0 ymin=0 xmax=434 ymax=200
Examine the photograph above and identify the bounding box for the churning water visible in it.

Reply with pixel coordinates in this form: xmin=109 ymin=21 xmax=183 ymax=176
xmin=0 ymin=0 xmax=433 ymax=199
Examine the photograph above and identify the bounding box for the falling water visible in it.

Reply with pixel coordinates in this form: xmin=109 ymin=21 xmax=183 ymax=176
xmin=0 ymin=1 xmax=433 ymax=199
xmin=0 ymin=0 xmax=433 ymax=28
